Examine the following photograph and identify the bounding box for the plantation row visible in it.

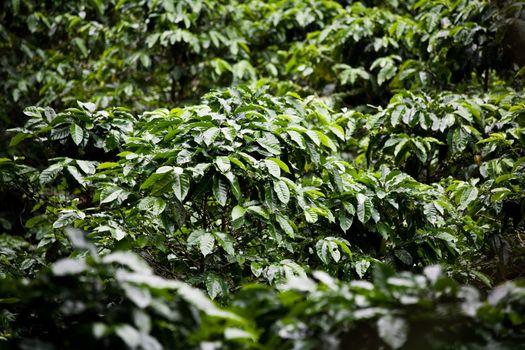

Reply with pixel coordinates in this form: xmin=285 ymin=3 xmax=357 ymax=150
xmin=1 ymin=0 xmax=524 ymax=349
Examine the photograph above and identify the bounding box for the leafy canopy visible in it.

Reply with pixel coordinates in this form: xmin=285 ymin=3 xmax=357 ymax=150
xmin=1 ymin=0 xmax=525 ymax=349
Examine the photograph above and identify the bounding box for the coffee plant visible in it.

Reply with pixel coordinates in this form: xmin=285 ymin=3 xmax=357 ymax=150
xmin=1 ymin=0 xmax=524 ymax=349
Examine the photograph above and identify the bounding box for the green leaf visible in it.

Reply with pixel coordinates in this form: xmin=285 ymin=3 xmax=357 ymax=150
xmin=273 ymin=179 xmax=290 ymax=204
xmin=70 ymin=123 xmax=84 ymax=145
xmin=451 ymin=127 xmax=468 ymax=153
xmin=232 ymin=205 xmax=246 ymax=221
xmin=115 ymin=325 xmax=141 ymax=348
xmin=122 ymin=284 xmax=151 ymax=308
xmin=247 ymin=206 xmax=269 ymax=220
xmin=190 ymin=163 xmax=211 ymax=177
xmin=257 ymin=132 xmax=281 ymax=154
xmin=377 ymin=315 xmax=408 ymax=349
xmin=44 ymin=107 xmax=56 ymax=122
xmin=11 ymin=0 xmax=20 ymax=14
xmin=471 ymin=270 xmax=492 ymax=288
xmin=515 ymin=64 xmax=525 ymax=78
xmin=377 ymin=62 xmax=397 ymax=85
xmin=264 ymin=159 xmax=281 ymax=178
xmin=97 ymin=162 xmax=120 ymax=170
xmin=199 ymin=232 xmax=215 ymax=257
xmin=76 ymin=160 xmax=96 ymax=174
xmin=228 ymin=156 xmax=246 ymax=170
xmin=188 ymin=230 xmax=216 ymax=257
xmin=355 ymin=259 xmax=371 ymax=278
xmin=491 ymin=187 xmax=512 ymax=202
xmin=177 ymin=149 xmax=192 ymax=164
xmin=412 ymin=140 xmax=427 ymax=163
xmin=67 ymin=165 xmax=85 ymax=185
xmin=77 ymin=101 xmax=96 ymax=113
xmin=224 ymin=327 xmax=255 ymax=341
xmin=391 ymin=105 xmax=405 ymax=127
xmin=305 ymin=130 xmax=321 ymax=146
xmin=187 ymin=230 xmax=205 ymax=246
xmin=329 ymin=125 xmax=345 ymax=141
xmin=224 ymin=172 xmax=241 ymax=200
xmin=215 ymin=156 xmax=231 ymax=173
xmin=173 ymin=168 xmax=190 ymax=202
xmin=213 ymin=175 xmax=229 ymax=207
xmin=100 ymin=186 xmax=129 ymax=204
xmin=276 ymin=215 xmax=295 ymax=237
xmin=287 ymin=130 xmax=305 ymax=149
xmin=156 ymin=166 xmax=173 ymax=174
xmin=53 ymin=210 xmax=85 ymax=228
xmin=141 ymin=172 xmax=173 ymax=196
xmin=206 ymin=273 xmax=228 ymax=299
xmin=356 ymin=193 xmax=372 ymax=224
xmin=9 ymin=132 xmax=32 ymax=146
xmin=52 ymin=258 xmax=87 ymax=276
xmin=203 ymin=127 xmax=220 ymax=146
xmin=141 ymin=172 xmax=165 ymax=190
xmin=304 ymin=208 xmax=318 ymax=223
xmin=73 ymin=38 xmax=88 ymax=57
xmin=40 ymin=162 xmax=64 ymax=184
xmin=329 ymin=241 xmax=341 ymax=263
xmin=316 ymin=240 xmax=329 ymax=265
xmin=316 ymin=239 xmax=339 ymax=264
xmin=339 ymin=211 xmax=353 ymax=232
xmin=110 ymin=226 xmax=127 ymax=241
xmin=458 ymin=186 xmax=478 ymax=211
xmin=139 ymin=53 xmax=151 ymax=68
xmin=250 ymin=262 xmax=263 ymax=277
xmin=395 ymin=249 xmax=413 ymax=266
xmin=394 ymin=138 xmax=409 ymax=157
xmin=213 ymin=231 xmax=235 ymax=255
xmin=268 ymin=157 xmax=291 ymax=174
xmin=138 ymin=197 xmax=166 ymax=215
xmin=315 ymin=130 xmax=337 ymax=152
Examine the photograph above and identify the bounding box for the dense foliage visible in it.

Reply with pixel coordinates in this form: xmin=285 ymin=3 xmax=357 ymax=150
xmin=1 ymin=0 xmax=524 ymax=349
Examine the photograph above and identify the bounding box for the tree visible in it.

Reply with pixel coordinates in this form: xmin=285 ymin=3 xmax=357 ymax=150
xmin=1 ymin=0 xmax=524 ymax=349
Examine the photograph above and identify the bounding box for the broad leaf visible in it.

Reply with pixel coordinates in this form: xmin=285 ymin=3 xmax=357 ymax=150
xmin=70 ymin=123 xmax=84 ymax=145
xmin=356 ymin=193 xmax=372 ymax=224
xmin=273 ymin=179 xmax=290 ymax=204
xmin=203 ymin=127 xmax=220 ymax=146
xmin=138 ymin=197 xmax=166 ymax=215
xmin=206 ymin=273 xmax=228 ymax=300
xmin=213 ymin=175 xmax=229 ymax=207
xmin=338 ymin=211 xmax=353 ymax=232
xmin=213 ymin=231 xmax=235 ymax=256
xmin=231 ymin=205 xmax=246 ymax=221
xmin=257 ymin=132 xmax=281 ymax=154
xmin=377 ymin=315 xmax=408 ymax=349
xmin=268 ymin=157 xmax=290 ymax=173
xmin=173 ymin=168 xmax=191 ymax=202
xmin=276 ymin=215 xmax=295 ymax=237
xmin=458 ymin=186 xmax=479 ymax=211
xmin=264 ymin=159 xmax=281 ymax=178
xmin=199 ymin=232 xmax=215 ymax=257
xmin=247 ymin=205 xmax=269 ymax=220
xmin=215 ymin=156 xmax=231 ymax=173
xmin=100 ymin=186 xmax=129 ymax=205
